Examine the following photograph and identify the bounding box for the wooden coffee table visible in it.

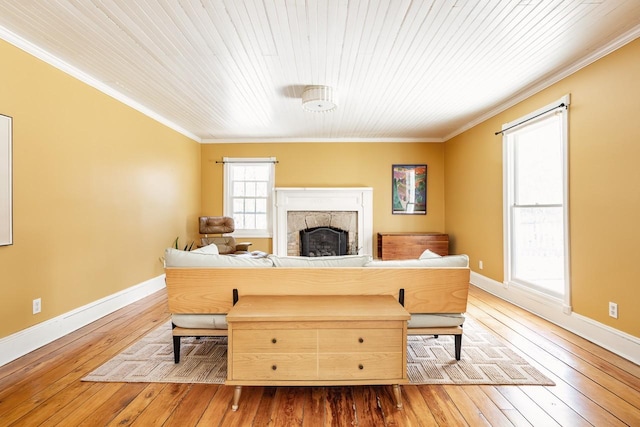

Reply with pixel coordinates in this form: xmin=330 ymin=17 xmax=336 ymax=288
xmin=226 ymin=294 xmax=410 ymax=411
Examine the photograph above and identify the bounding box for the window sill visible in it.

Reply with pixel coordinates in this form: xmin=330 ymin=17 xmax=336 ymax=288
xmin=231 ymin=230 xmax=272 ymax=239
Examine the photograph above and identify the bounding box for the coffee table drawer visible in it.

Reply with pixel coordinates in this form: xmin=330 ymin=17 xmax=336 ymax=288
xmin=232 ymin=354 xmax=317 ymax=380
xmin=233 ymin=329 xmax=316 ymax=353
xmin=318 ymin=353 xmax=403 ymax=380
xmin=318 ymin=328 xmax=402 ymax=352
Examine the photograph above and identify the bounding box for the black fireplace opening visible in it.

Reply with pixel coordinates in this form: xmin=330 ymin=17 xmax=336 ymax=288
xmin=300 ymin=226 xmax=348 ymax=257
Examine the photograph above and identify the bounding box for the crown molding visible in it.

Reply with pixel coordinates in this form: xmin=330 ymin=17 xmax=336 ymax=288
xmin=443 ymin=24 xmax=640 ymax=142
xmin=0 ymin=25 xmax=201 ymax=143
xmin=200 ymin=137 xmax=444 ymax=144
xmin=2 ymin=19 xmax=637 ymax=145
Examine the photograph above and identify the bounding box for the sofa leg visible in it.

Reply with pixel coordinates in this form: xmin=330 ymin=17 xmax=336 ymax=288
xmin=454 ymin=334 xmax=462 ymax=361
xmin=433 ymin=335 xmax=439 ymax=338
xmin=173 ymin=336 xmax=181 ymax=363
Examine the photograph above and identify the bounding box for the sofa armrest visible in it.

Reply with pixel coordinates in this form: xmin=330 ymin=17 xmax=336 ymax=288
xmin=235 ymin=242 xmax=252 ymax=252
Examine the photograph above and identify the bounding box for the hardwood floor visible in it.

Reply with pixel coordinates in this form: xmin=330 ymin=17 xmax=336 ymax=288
xmin=1 ymin=285 xmax=638 ymax=426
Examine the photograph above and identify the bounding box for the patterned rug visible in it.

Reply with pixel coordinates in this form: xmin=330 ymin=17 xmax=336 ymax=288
xmin=82 ymin=320 xmax=554 ymax=385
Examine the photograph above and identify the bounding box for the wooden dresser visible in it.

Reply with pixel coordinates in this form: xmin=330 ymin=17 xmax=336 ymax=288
xmin=226 ymin=295 xmax=409 ymax=411
xmin=377 ymin=232 xmax=449 ymax=260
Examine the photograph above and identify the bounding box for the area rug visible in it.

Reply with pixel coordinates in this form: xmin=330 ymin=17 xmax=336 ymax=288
xmin=82 ymin=319 xmax=554 ymax=386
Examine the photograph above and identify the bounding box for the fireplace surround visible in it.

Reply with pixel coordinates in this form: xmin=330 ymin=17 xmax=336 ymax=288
xmin=273 ymin=188 xmax=373 ymax=257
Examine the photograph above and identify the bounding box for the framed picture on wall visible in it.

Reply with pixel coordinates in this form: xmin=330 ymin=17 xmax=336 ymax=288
xmin=392 ymin=164 xmax=427 ymax=215
xmin=0 ymin=114 xmax=12 ymax=246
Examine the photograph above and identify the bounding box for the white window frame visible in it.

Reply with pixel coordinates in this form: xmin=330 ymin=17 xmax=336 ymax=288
xmin=223 ymin=157 xmax=276 ymax=238
xmin=502 ymin=95 xmax=571 ymax=313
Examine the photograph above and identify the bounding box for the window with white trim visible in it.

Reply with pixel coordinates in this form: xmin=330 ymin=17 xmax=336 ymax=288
xmin=223 ymin=157 xmax=275 ymax=238
xmin=503 ymin=96 xmax=570 ymax=304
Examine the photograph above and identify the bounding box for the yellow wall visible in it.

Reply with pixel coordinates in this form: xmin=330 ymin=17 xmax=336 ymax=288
xmin=0 ymin=40 xmax=201 ymax=338
xmin=444 ymin=38 xmax=640 ymax=336
xmin=201 ymin=143 xmax=446 ymax=253
xmin=3 ymin=26 xmax=636 ymax=347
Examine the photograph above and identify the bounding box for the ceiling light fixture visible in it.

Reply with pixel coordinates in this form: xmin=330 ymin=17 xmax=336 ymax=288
xmin=301 ymin=85 xmax=337 ymax=112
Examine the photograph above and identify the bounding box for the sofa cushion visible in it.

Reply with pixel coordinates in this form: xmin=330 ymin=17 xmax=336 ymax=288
xmin=419 ymin=249 xmax=441 ymax=259
xmin=172 ymin=314 xmax=228 ymax=329
xmin=172 ymin=313 xmax=464 ymax=330
xmin=164 ymin=248 xmax=274 ymax=267
xmin=191 ymin=243 xmax=220 ymax=255
xmin=408 ymin=313 xmax=465 ymax=328
xmin=268 ymin=254 xmax=372 ymax=267
xmin=365 ymin=254 xmax=469 ymax=268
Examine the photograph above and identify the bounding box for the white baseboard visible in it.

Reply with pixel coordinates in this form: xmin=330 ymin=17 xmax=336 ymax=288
xmin=0 ymin=275 xmax=166 ymax=367
xmin=4 ymin=273 xmax=636 ymax=368
xmin=471 ymin=272 xmax=640 ymax=365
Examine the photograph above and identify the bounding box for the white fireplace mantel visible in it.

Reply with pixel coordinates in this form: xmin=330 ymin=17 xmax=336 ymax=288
xmin=273 ymin=187 xmax=373 ymax=256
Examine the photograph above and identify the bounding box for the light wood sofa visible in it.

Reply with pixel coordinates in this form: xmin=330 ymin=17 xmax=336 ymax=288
xmin=164 ymin=250 xmax=471 ymax=363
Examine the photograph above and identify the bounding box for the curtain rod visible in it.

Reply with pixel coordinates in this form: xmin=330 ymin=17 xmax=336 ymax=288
xmin=215 ymin=159 xmax=279 ymax=164
xmin=495 ymin=102 xmax=567 ymax=136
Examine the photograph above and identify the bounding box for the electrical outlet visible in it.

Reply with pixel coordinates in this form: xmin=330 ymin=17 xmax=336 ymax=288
xmin=479 ymin=260 xmax=484 ymax=270
xmin=33 ymin=298 xmax=42 ymax=315
xmin=608 ymin=302 xmax=618 ymax=319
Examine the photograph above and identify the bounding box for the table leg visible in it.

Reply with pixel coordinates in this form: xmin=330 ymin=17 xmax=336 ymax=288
xmin=232 ymin=386 xmax=242 ymax=411
xmin=393 ymin=384 xmax=403 ymax=409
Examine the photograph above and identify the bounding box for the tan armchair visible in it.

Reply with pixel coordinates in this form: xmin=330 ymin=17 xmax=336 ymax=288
xmin=199 ymin=216 xmax=252 ymax=254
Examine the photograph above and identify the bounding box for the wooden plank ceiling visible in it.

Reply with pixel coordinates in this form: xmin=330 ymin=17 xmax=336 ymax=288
xmin=0 ymin=0 xmax=638 ymax=142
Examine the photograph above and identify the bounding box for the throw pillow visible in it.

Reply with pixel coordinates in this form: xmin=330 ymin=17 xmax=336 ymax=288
xmin=164 ymin=248 xmax=274 ymax=267
xmin=191 ymin=243 xmax=220 ymax=255
xmin=418 ymin=249 xmax=441 ymax=259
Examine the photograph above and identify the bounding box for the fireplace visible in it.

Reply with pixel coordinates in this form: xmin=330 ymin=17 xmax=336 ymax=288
xmin=273 ymin=188 xmax=373 ymax=257
xmin=287 ymin=210 xmax=357 ymax=256
xmin=300 ymin=226 xmax=348 ymax=257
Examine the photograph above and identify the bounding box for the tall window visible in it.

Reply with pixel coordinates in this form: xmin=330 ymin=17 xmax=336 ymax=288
xmin=503 ymin=96 xmax=570 ymax=305
xmin=223 ymin=157 xmax=276 ymax=238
